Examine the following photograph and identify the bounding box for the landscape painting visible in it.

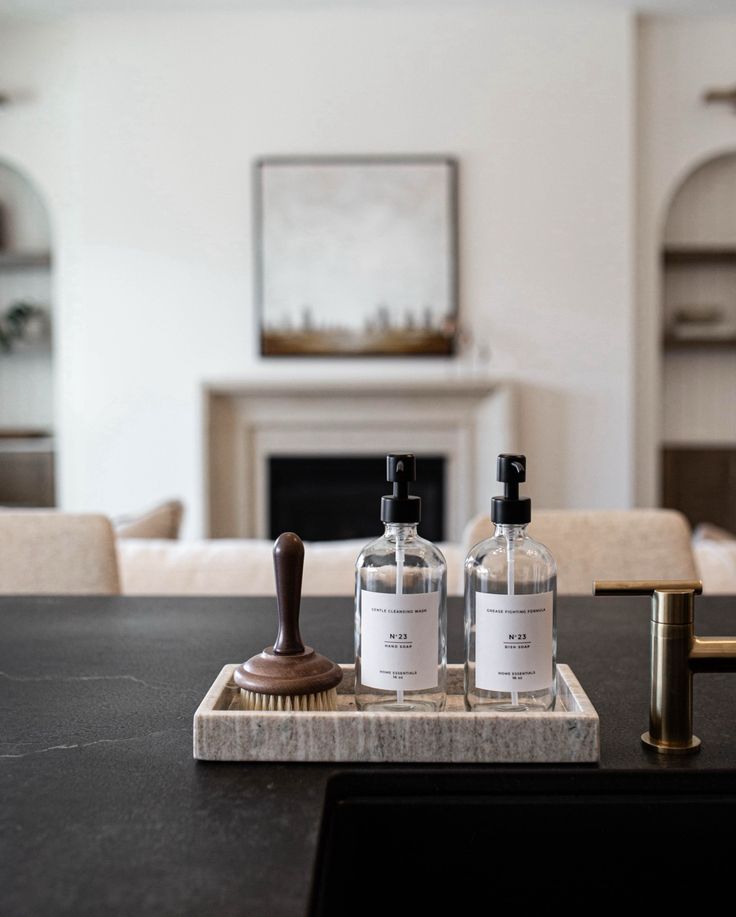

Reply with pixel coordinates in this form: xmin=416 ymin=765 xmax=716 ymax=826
xmin=256 ymin=157 xmax=458 ymax=356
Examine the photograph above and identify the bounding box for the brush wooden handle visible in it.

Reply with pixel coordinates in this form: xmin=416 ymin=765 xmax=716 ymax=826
xmin=234 ymin=531 xmax=342 ymax=698
xmin=273 ymin=532 xmax=305 ymax=656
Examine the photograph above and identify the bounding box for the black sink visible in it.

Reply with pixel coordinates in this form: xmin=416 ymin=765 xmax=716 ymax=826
xmin=310 ymin=768 xmax=736 ymax=914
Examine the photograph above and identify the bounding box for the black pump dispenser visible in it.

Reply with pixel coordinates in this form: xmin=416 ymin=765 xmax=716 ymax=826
xmin=380 ymin=454 xmax=421 ymax=525
xmin=491 ymin=453 xmax=532 ymax=525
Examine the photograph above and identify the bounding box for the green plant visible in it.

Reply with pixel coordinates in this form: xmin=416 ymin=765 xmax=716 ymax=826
xmin=0 ymin=301 xmax=46 ymax=352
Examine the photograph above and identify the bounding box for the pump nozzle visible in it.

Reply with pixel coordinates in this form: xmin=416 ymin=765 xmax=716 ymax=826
xmin=491 ymin=453 xmax=531 ymax=525
xmin=381 ymin=453 xmax=421 ymax=524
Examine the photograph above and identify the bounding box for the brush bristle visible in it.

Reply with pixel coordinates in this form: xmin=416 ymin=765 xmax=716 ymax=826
xmin=240 ymin=687 xmax=339 ymax=712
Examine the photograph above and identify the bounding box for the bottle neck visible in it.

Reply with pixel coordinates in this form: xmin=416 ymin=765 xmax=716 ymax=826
xmin=494 ymin=523 xmax=528 ymax=540
xmin=384 ymin=522 xmax=418 ymax=541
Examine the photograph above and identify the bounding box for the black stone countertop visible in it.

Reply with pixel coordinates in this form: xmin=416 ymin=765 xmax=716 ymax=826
xmin=2 ymin=595 xmax=736 ymax=915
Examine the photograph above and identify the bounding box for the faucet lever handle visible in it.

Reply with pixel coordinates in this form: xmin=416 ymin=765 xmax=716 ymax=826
xmin=594 ymin=579 xmax=702 ymax=626
xmin=593 ymin=580 xmax=702 ymax=596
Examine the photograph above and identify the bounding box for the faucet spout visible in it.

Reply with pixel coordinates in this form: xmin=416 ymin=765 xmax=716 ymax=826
xmin=690 ymin=637 xmax=736 ymax=674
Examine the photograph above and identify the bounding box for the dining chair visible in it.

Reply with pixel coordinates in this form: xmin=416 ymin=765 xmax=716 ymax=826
xmin=461 ymin=508 xmax=698 ymax=594
xmin=0 ymin=511 xmax=121 ymax=594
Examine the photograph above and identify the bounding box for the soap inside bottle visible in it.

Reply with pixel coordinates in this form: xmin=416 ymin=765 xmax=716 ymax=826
xmin=355 ymin=522 xmax=447 ymax=712
xmin=464 ymin=523 xmax=557 ymax=712
xmin=464 ymin=454 xmax=557 ymax=712
xmin=354 ymin=453 xmax=448 ymax=713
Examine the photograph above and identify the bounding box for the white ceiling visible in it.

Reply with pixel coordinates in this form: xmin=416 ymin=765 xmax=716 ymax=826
xmin=2 ymin=0 xmax=736 ymax=16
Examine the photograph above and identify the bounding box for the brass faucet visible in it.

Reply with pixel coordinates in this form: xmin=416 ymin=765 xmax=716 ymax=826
xmin=594 ymin=580 xmax=736 ymax=755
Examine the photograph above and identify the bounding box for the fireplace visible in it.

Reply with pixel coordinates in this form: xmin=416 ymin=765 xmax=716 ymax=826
xmin=205 ymin=377 xmax=514 ymax=542
xmin=268 ymin=455 xmax=445 ymax=542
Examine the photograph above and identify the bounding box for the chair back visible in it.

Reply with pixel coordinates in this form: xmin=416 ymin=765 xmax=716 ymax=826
xmin=0 ymin=512 xmax=120 ymax=594
xmin=461 ymin=509 xmax=697 ymax=594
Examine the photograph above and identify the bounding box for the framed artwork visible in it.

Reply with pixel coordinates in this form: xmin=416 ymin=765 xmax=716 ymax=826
xmin=255 ymin=156 xmax=458 ymax=356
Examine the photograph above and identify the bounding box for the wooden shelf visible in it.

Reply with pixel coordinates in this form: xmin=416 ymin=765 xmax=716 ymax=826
xmin=663 ymin=246 xmax=736 ymax=265
xmin=0 ymin=251 xmax=51 ymax=270
xmin=663 ymin=335 xmax=736 ymax=350
xmin=0 ymin=428 xmax=53 ymax=440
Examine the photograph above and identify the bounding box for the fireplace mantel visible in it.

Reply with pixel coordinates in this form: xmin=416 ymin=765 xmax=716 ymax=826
xmin=205 ymin=377 xmax=515 ymax=541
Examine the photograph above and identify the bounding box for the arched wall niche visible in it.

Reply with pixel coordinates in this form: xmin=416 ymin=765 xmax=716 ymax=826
xmin=0 ymin=157 xmax=56 ymax=507
xmin=659 ymin=151 xmax=736 ymax=533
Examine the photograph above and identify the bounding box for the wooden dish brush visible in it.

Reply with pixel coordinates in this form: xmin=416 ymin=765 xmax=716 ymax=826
xmin=234 ymin=532 xmax=343 ymax=711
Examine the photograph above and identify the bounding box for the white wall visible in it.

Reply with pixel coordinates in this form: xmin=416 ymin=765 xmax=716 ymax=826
xmin=0 ymin=5 xmax=635 ymax=535
xmin=637 ymin=14 xmax=736 ymax=504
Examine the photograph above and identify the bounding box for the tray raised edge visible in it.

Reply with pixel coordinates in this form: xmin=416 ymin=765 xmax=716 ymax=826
xmin=193 ymin=663 xmax=599 ymax=764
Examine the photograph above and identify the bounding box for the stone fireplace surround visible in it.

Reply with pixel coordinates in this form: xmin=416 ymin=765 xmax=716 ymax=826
xmin=205 ymin=377 xmax=514 ymax=543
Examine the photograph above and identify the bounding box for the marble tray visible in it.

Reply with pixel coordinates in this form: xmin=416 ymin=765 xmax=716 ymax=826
xmin=193 ymin=664 xmax=599 ymax=764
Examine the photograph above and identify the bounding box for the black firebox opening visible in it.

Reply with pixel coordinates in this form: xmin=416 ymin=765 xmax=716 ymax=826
xmin=268 ymin=455 xmax=445 ymax=543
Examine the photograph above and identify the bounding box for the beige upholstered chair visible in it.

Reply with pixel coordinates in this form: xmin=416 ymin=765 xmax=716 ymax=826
xmin=461 ymin=509 xmax=698 ymax=595
xmin=0 ymin=512 xmax=120 ymax=594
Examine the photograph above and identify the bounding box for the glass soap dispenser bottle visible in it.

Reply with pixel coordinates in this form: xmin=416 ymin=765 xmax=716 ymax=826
xmin=464 ymin=454 xmax=556 ymax=711
xmin=355 ymin=454 xmax=447 ymax=712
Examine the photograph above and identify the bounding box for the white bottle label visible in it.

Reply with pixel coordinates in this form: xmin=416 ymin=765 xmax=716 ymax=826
xmin=360 ymin=590 xmax=440 ymax=691
xmin=475 ymin=591 xmax=554 ymax=692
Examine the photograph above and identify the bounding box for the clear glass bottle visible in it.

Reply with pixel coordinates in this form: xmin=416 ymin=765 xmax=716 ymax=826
xmin=355 ymin=454 xmax=447 ymax=712
xmin=465 ymin=455 xmax=557 ymax=711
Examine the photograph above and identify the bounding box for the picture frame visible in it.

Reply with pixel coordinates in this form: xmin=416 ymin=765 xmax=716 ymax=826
xmin=255 ymin=156 xmax=458 ymax=357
